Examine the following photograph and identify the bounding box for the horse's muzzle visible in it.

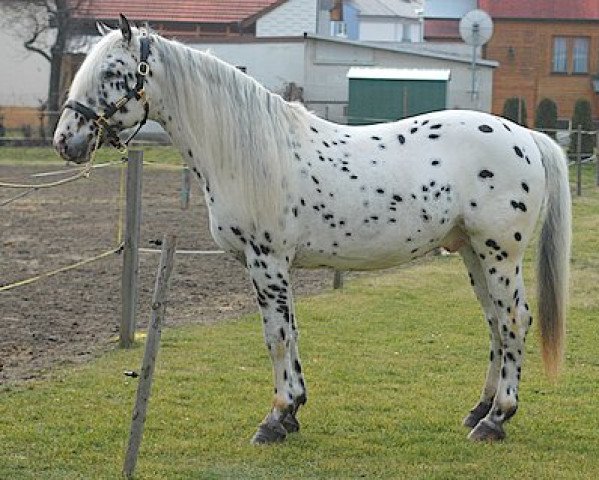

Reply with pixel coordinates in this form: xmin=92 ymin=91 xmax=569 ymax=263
xmin=53 ymin=131 xmax=92 ymax=164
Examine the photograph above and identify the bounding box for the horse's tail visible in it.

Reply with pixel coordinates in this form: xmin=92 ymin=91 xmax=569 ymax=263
xmin=530 ymin=130 xmax=572 ymax=378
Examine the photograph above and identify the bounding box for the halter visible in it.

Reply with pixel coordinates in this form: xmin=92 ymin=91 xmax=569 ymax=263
xmin=64 ymin=34 xmax=151 ymax=151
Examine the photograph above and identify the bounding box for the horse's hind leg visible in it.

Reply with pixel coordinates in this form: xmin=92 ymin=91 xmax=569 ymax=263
xmin=459 ymin=245 xmax=501 ymax=429
xmin=464 ymin=236 xmax=533 ymax=441
xmin=245 ymin=251 xmax=307 ymax=444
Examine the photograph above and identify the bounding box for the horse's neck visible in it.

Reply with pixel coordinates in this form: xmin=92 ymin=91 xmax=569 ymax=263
xmin=149 ymin=43 xmax=239 ymax=174
xmin=148 ymin=38 xmax=299 ymax=226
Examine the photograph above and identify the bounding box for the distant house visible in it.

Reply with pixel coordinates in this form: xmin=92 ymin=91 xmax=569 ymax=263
xmin=0 ymin=0 xmax=495 ymax=131
xmin=479 ymin=0 xmax=599 ymax=124
xmin=332 ymin=0 xmax=424 ymax=43
xmin=425 ymin=0 xmax=599 ymax=124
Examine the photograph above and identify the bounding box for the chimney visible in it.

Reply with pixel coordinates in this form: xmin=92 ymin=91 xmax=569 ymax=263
xmin=330 ymin=0 xmax=343 ymax=21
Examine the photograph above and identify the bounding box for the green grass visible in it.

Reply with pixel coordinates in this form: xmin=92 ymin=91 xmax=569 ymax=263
xmin=0 ymin=145 xmax=183 ymax=166
xmin=0 ymin=160 xmax=598 ymax=478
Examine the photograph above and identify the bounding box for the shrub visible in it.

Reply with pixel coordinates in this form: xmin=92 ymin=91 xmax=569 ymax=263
xmin=534 ymin=98 xmax=558 ymax=139
xmin=569 ymin=98 xmax=595 ymax=158
xmin=502 ymin=97 xmax=528 ymax=126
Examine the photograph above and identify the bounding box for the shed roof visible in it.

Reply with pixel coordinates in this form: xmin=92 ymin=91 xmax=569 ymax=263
xmin=347 ymin=67 xmax=450 ymax=81
xmin=74 ymin=0 xmax=285 ymax=24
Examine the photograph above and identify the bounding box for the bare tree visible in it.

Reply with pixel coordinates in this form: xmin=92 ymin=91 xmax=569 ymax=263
xmin=1 ymin=0 xmax=90 ymax=134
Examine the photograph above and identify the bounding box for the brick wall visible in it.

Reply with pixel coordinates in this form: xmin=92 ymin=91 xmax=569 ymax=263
xmin=485 ymin=19 xmax=599 ymax=122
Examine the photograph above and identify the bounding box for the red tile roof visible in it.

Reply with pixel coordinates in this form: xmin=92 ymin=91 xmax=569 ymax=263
xmin=74 ymin=0 xmax=285 ymax=24
xmin=478 ymin=0 xmax=599 ymax=20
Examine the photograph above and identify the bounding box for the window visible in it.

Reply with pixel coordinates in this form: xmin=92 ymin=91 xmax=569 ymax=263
xmin=552 ymin=36 xmax=590 ymax=74
xmin=552 ymin=37 xmax=567 ymax=73
xmin=573 ymin=37 xmax=589 ymax=73
xmin=330 ymin=21 xmax=347 ymax=38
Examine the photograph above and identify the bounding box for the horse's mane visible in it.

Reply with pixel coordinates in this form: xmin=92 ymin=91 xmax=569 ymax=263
xmin=74 ymin=27 xmax=315 ymax=229
xmin=153 ymin=33 xmax=312 ymax=228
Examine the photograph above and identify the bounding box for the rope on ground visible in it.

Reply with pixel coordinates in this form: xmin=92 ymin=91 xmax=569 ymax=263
xmin=138 ymin=248 xmax=225 ymax=255
xmin=0 ymin=187 xmax=38 ymax=207
xmin=0 ymin=243 xmax=124 ymax=293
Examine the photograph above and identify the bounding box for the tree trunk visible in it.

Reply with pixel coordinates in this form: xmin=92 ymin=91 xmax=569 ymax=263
xmin=47 ymin=0 xmax=69 ymax=135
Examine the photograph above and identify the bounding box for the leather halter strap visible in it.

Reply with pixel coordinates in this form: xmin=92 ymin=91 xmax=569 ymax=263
xmin=64 ymin=34 xmax=151 ymax=150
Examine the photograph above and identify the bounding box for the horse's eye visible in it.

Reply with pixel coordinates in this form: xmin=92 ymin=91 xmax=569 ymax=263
xmin=102 ymin=70 xmax=116 ymax=80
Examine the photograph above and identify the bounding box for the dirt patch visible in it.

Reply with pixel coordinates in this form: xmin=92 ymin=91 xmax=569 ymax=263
xmin=0 ymin=163 xmax=339 ymax=386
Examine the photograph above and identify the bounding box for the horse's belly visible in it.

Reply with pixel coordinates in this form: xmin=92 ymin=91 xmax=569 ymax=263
xmin=293 ymin=222 xmax=458 ymax=270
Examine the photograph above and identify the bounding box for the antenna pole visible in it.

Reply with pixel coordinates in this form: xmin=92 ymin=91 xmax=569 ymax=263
xmin=471 ymin=43 xmax=477 ymax=102
xmin=470 ymin=22 xmax=479 ymax=103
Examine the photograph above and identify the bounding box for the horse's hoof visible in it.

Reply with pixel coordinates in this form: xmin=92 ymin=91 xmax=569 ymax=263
xmin=250 ymin=417 xmax=288 ymax=445
xmin=468 ymin=419 xmax=506 ymax=442
xmin=463 ymin=401 xmax=493 ymax=429
xmin=280 ymin=411 xmax=300 ymax=433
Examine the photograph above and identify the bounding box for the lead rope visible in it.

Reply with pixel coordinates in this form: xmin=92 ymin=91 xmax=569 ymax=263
xmin=0 ymin=124 xmax=110 ymax=191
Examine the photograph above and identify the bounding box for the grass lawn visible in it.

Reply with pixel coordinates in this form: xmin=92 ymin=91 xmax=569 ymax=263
xmin=0 ymin=155 xmax=598 ymax=478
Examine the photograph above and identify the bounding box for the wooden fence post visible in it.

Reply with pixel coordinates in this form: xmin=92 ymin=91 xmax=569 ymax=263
xmin=120 ymin=150 xmax=143 ymax=348
xmin=180 ymin=166 xmax=191 ymax=210
xmin=123 ymin=234 xmax=177 ymax=479
xmin=596 ymin=130 xmax=599 ymax=187
xmin=576 ymin=124 xmax=582 ymax=196
xmin=333 ymin=270 xmax=344 ymax=290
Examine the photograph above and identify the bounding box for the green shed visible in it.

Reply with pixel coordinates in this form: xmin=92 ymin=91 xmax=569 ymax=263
xmin=346 ymin=67 xmax=450 ymax=125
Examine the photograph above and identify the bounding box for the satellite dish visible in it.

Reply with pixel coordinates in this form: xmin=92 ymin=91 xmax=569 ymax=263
xmin=459 ymin=9 xmax=494 ymax=46
xmin=460 ymin=9 xmax=493 ymax=105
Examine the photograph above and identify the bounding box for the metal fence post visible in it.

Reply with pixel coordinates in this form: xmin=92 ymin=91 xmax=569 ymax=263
xmin=120 ymin=150 xmax=143 ymax=348
xmin=577 ymin=124 xmax=582 ymax=196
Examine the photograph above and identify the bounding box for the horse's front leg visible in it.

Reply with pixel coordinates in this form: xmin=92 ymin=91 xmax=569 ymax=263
xmin=245 ymin=248 xmax=307 ymax=444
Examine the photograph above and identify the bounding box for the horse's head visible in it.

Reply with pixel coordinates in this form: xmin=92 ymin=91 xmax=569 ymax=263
xmin=54 ymin=15 xmax=153 ymax=163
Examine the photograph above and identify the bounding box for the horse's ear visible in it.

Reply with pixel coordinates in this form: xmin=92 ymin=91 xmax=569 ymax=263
xmin=96 ymin=21 xmax=112 ymax=36
xmin=119 ymin=13 xmax=132 ymax=44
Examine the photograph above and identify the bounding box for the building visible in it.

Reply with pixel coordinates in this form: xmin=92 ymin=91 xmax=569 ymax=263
xmin=0 ymin=0 xmax=495 ymax=133
xmin=480 ymin=0 xmax=599 ymax=124
xmin=424 ymin=0 xmax=599 ymax=124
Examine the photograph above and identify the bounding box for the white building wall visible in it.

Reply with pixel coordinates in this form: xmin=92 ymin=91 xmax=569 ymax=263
xmin=0 ymin=29 xmax=50 ymax=107
xmin=303 ymin=37 xmax=494 ymax=121
xmin=256 ymin=0 xmax=319 ymax=37
xmin=189 ymin=41 xmax=306 ymax=95
xmin=359 ymin=20 xmax=400 ymax=42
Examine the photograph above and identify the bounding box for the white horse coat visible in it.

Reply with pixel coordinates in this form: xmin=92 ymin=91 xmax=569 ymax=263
xmin=54 ymin=20 xmax=571 ymax=444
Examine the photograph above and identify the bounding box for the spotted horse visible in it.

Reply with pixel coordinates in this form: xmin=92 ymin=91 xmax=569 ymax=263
xmin=54 ymin=16 xmax=571 ymax=444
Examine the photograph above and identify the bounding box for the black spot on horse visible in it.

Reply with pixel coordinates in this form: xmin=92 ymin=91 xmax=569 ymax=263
xmin=485 ymin=239 xmax=501 ymax=250
xmin=514 ymin=146 xmax=524 ymax=158
xmin=478 ymin=125 xmax=493 ymax=133
xmin=510 ymin=200 xmax=527 ymax=212
xmin=479 ymin=169 xmax=494 ymax=179
xmin=521 ymin=182 xmax=529 ymax=193
xmin=428 ymin=134 xmax=440 ymax=140
xmin=398 ymin=134 xmax=406 ymax=144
